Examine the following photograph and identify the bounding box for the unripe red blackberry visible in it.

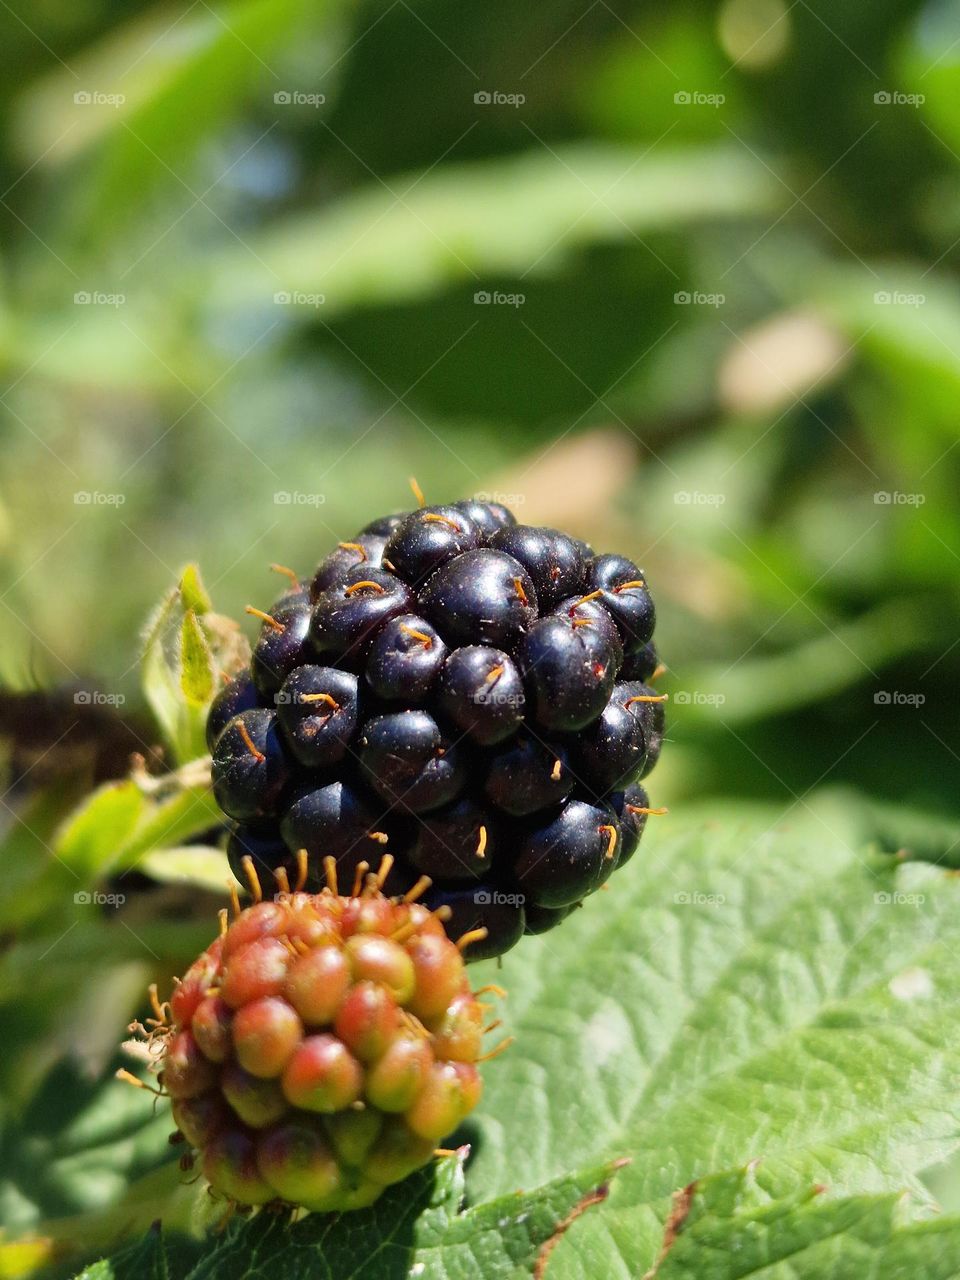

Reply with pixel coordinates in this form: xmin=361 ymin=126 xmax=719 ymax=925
xmin=208 ymin=494 xmax=667 ymax=958
xmin=136 ymin=866 xmax=502 ymax=1214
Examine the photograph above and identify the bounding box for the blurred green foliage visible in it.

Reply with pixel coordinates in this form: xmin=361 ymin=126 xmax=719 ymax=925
xmin=1 ymin=0 xmax=958 ymax=815
xmin=1 ymin=0 xmax=959 ymax=1274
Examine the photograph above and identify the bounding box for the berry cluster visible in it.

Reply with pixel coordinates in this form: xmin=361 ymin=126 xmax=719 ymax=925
xmin=208 ymin=498 xmax=666 ymax=961
xmin=153 ymin=879 xmax=494 ymax=1212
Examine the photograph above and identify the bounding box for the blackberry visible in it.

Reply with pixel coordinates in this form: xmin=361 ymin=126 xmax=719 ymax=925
xmin=423 ymin=884 xmax=525 ymax=962
xmin=514 ymin=798 xmax=619 ymax=908
xmin=276 ymin=666 xmax=360 ymax=769
xmin=249 ymin=597 xmax=313 ymax=697
xmin=137 ymin=872 xmax=502 ymax=1214
xmin=620 ymin=641 xmax=661 ymax=683
xmin=226 ymin=823 xmax=296 ymax=889
xmin=518 ymin=615 xmax=619 ymax=731
xmin=611 ymin=782 xmax=664 ymax=868
xmin=489 ymin=525 xmax=585 ymax=611
xmin=483 ymin=734 xmax=573 ymax=816
xmin=451 ymin=499 xmax=516 ymax=539
xmin=309 ymin=568 xmax=414 ymax=665
xmin=207 ymin=672 xmax=260 ymax=751
xmin=310 ymin=535 xmax=389 ymax=599
xmin=207 ymin=495 xmax=666 ymax=960
xmin=382 ymin=506 xmax=482 ymax=586
xmin=437 ymin=646 xmax=524 ymax=744
xmin=419 ymin=549 xmax=537 ymax=648
xmin=584 ymin=554 xmax=655 ymax=653
xmin=365 ymin=614 xmax=447 ymax=703
xmin=572 ymin=681 xmax=658 ymax=795
xmin=409 ymin=796 xmax=496 ymax=881
xmin=358 ymin=711 xmax=464 ymax=813
xmin=281 ymin=780 xmax=394 ymax=887
xmin=212 ymin=710 xmax=290 ymax=822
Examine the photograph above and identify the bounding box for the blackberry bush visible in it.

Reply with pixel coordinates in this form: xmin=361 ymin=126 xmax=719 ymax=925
xmin=209 ymin=496 xmax=667 ymax=960
xmin=136 ymin=865 xmax=500 ymax=1213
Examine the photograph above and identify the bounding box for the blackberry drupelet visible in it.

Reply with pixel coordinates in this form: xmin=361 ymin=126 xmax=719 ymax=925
xmin=207 ymin=497 xmax=667 ymax=960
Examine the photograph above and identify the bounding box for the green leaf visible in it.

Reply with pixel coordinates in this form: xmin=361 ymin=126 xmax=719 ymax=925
xmin=20 ymin=0 xmax=338 ymax=247
xmin=54 ymin=782 xmax=147 ymax=882
xmin=116 ymin=784 xmax=221 ymax=872
xmin=72 ymin=1229 xmax=164 ymax=1280
xmin=178 ymin=566 xmax=212 ymax=618
xmin=139 ymin=567 xmax=247 ymax=764
xmin=138 ymin=846 xmax=230 ymax=895
xmin=179 ymin=612 xmax=215 ymax=707
xmin=176 ymin=1151 xmax=623 ymax=1280
xmin=463 ymin=792 xmax=960 ymax=1276
xmin=210 ymin=144 xmax=783 ymax=316
xmin=644 ymin=1163 xmax=960 ymax=1279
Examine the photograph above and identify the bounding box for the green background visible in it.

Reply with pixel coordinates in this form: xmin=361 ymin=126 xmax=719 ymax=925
xmin=0 ymin=0 xmax=958 ymax=1275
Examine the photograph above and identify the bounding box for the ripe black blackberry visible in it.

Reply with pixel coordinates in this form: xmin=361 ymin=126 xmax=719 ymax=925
xmin=208 ymin=495 xmax=667 ymax=960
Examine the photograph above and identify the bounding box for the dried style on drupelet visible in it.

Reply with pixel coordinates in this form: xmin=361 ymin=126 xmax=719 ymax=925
xmin=124 ymin=857 xmax=506 ymax=1214
xmin=208 ymin=492 xmax=667 ymax=961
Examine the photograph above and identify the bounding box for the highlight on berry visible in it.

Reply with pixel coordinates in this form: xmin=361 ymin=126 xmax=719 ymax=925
xmin=208 ymin=488 xmax=668 ymax=962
